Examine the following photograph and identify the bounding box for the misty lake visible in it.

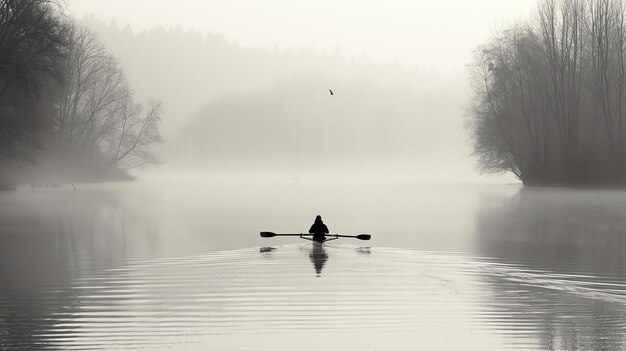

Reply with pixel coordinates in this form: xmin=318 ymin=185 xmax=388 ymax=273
xmin=2 ymin=177 xmax=626 ymax=350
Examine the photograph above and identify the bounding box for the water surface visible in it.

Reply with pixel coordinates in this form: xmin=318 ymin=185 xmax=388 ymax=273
xmin=1 ymin=179 xmax=626 ymax=350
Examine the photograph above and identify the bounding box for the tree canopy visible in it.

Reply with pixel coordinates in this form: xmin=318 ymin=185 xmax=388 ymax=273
xmin=0 ymin=0 xmax=162 ymax=186
xmin=469 ymin=0 xmax=626 ymax=186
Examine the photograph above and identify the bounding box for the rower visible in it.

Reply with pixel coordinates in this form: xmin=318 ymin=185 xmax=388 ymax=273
xmin=309 ymin=215 xmax=329 ymax=242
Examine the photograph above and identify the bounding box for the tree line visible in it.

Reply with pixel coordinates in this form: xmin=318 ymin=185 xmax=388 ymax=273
xmin=0 ymin=0 xmax=161 ymax=187
xmin=469 ymin=0 xmax=626 ymax=186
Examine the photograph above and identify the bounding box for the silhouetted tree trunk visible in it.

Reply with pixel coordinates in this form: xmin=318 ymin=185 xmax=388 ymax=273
xmin=588 ymin=0 xmax=626 ymax=181
xmin=537 ymin=0 xmax=586 ymax=181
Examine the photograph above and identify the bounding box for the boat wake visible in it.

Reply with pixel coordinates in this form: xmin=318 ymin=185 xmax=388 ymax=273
xmin=5 ymin=245 xmax=626 ymax=350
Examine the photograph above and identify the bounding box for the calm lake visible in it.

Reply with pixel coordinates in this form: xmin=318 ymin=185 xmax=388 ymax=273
xmin=2 ymin=176 xmax=626 ymax=350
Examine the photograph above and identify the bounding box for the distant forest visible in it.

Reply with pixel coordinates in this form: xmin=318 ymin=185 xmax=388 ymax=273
xmin=469 ymin=0 xmax=626 ymax=186
xmin=85 ymin=18 xmax=468 ymax=177
xmin=0 ymin=0 xmax=162 ymax=188
xmin=179 ymin=78 xmax=463 ymax=174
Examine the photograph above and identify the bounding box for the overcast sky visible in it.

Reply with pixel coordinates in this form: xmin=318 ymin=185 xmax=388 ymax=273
xmin=68 ymin=0 xmax=533 ymax=70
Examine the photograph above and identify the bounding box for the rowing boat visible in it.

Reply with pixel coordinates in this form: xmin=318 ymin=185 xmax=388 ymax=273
xmin=260 ymin=232 xmax=371 ymax=243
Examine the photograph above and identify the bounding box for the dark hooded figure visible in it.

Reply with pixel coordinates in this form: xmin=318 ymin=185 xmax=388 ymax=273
xmin=309 ymin=215 xmax=329 ymax=242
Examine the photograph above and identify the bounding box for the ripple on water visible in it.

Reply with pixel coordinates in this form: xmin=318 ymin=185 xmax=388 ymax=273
xmin=2 ymin=245 xmax=626 ymax=350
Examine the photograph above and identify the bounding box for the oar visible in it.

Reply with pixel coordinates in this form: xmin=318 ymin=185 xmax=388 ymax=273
xmin=329 ymin=234 xmax=371 ymax=240
xmin=260 ymin=232 xmax=371 ymax=240
xmin=260 ymin=232 xmax=306 ymax=238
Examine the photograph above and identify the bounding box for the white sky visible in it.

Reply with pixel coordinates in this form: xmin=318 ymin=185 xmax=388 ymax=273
xmin=67 ymin=0 xmax=534 ymax=69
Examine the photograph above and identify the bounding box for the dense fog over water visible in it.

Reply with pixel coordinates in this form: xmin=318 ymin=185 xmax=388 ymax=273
xmin=79 ymin=18 xmax=476 ymax=179
xmin=59 ymin=1 xmax=529 ymax=182
xmin=0 ymin=0 xmax=536 ymax=183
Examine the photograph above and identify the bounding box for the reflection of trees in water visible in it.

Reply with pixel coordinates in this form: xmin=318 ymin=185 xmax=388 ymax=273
xmin=481 ymin=267 xmax=625 ymax=350
xmin=476 ymin=188 xmax=626 ymax=275
xmin=476 ymin=188 xmax=626 ymax=350
xmin=0 ymin=191 xmax=157 ymax=349
xmin=0 ymin=221 xmax=78 ymax=349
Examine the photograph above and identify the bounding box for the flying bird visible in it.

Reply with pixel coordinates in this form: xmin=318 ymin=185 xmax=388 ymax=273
xmin=329 ymin=89 xmax=334 ymax=96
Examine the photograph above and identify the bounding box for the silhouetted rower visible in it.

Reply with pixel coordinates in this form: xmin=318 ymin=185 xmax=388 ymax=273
xmin=309 ymin=215 xmax=329 ymax=242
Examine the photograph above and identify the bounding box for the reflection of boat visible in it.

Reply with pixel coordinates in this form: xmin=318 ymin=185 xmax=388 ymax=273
xmin=308 ymin=242 xmax=329 ymax=277
xmin=308 ymin=237 xmax=331 ymax=245
xmin=259 ymin=232 xmax=371 ymax=277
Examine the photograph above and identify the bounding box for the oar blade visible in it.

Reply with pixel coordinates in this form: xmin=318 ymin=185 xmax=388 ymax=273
xmin=260 ymin=232 xmax=276 ymax=238
xmin=356 ymin=234 xmax=371 ymax=240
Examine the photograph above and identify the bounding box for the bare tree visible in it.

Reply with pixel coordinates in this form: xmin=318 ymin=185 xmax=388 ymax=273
xmin=56 ymin=23 xmax=162 ymax=171
xmin=536 ymin=0 xmax=587 ymax=176
xmin=587 ymin=0 xmax=626 ymax=178
xmin=57 ymin=25 xmax=125 ymax=146
xmin=0 ymin=0 xmax=67 ymax=165
xmin=468 ymin=25 xmax=552 ymax=183
xmin=468 ymin=0 xmax=626 ymax=186
xmin=104 ymin=97 xmax=162 ymax=169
